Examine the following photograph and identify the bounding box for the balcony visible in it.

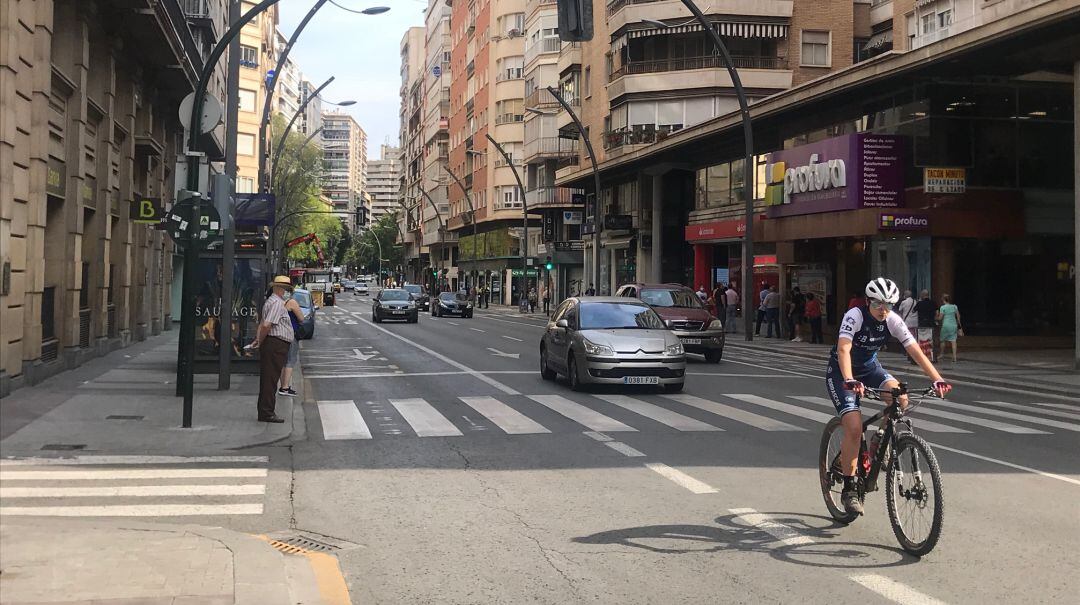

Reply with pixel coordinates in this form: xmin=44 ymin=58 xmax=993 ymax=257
xmin=526 ymin=186 xmax=583 ymax=210
xmin=557 ymin=42 xmax=582 ymax=74
xmin=496 ymin=68 xmax=524 ymax=82
xmin=525 ymin=88 xmax=561 ymax=110
xmin=525 ymin=37 xmax=562 ymax=66
xmin=606 ymin=0 xmax=793 ymax=32
xmin=607 ymin=57 xmax=792 ymax=100
xmin=611 ymin=55 xmax=787 ymax=80
xmin=603 ymin=124 xmax=683 ymax=151
xmin=495 ymin=112 xmax=524 ymax=125
xmin=523 ymin=136 xmax=579 ymax=161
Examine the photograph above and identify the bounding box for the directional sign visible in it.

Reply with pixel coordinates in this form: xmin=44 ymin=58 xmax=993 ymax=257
xmin=165 ymin=194 xmax=223 ymax=246
xmin=487 ymin=347 xmax=520 ymax=359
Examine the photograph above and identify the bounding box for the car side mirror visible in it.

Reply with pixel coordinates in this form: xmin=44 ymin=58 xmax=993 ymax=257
xmin=556 ymin=319 xmax=569 ymax=329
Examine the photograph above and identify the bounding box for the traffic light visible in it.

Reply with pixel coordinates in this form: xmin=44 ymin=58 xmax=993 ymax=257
xmin=556 ymin=0 xmax=593 ymax=41
xmin=545 ymin=256 xmax=553 ymax=271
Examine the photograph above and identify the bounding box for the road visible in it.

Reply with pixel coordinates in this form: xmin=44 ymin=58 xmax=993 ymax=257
xmin=289 ymin=291 xmax=1078 ymax=604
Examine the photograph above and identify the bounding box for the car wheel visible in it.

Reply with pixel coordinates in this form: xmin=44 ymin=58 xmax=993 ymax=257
xmin=539 ymin=346 xmax=556 ymax=381
xmin=568 ymin=355 xmax=584 ymax=392
xmin=663 ymin=382 xmax=685 ymax=393
xmin=705 ymin=349 xmax=723 ymax=363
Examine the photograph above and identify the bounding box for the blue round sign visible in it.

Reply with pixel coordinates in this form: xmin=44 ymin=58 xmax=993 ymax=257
xmin=432 ymin=65 xmax=442 ymax=77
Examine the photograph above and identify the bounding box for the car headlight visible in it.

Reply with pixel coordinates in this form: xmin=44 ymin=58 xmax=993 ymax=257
xmin=665 ymin=342 xmax=685 ymax=356
xmin=582 ymin=339 xmax=615 ymax=356
xmin=708 ymin=320 xmax=724 ymax=330
xmin=465 ymin=302 xmax=473 ymax=308
xmin=664 ymin=319 xmax=673 ymax=328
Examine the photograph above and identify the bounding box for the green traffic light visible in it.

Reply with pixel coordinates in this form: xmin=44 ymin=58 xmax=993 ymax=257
xmin=545 ymin=263 xmax=553 ymax=270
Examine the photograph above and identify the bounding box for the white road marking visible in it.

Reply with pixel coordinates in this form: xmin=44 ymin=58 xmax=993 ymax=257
xmin=686 ymin=373 xmax=805 ymax=378
xmin=943 ymin=401 xmax=1080 ymax=432
xmin=728 ymin=507 xmax=814 ymax=546
xmin=605 ymin=441 xmax=646 ymax=457
xmin=848 ymin=574 xmax=949 ymax=605
xmin=0 ymin=456 xmax=268 ymax=466
xmin=664 ymin=394 xmax=804 ymax=431
xmin=926 ymin=442 xmax=1080 ymax=487
xmin=351 ymin=348 xmax=379 ymax=361
xmin=0 ymin=504 xmax=264 ymax=517
xmin=459 ymin=397 xmax=550 ymax=435
xmin=526 ymin=395 xmax=637 ymax=432
xmin=389 ymin=398 xmax=463 ymax=437
xmin=501 ymin=335 xmax=524 ymax=342
xmin=486 ymin=347 xmax=520 ymax=359
xmin=0 ymin=484 xmax=266 ymax=498
xmin=446 ymin=321 xmax=460 ymax=326
xmin=582 ymin=431 xmax=613 ymax=442
xmin=724 ymin=394 xmax=837 ymax=424
xmin=789 ymin=396 xmax=972 ymax=434
xmin=719 ymin=355 xmax=821 ymax=379
xmin=1030 ymin=402 xmax=1080 ymax=411
xmin=644 ymin=463 xmax=717 ymax=494
xmin=593 ymin=395 xmax=722 ymax=432
xmin=469 ymin=327 xmax=485 ymax=332
xmin=317 ymin=400 xmax=372 ymax=440
xmin=357 ymin=315 xmax=520 ymax=395
xmin=900 ymin=406 xmax=1048 ymax=434
xmin=0 ymin=468 xmax=267 ymax=480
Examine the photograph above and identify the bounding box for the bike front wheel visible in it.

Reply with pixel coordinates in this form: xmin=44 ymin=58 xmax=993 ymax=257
xmin=819 ymin=417 xmax=858 ymax=524
xmin=885 ymin=433 xmax=944 ymax=556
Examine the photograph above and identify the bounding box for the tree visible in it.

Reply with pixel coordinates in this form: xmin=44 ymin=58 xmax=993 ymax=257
xmin=344 ymin=212 xmax=404 ymax=276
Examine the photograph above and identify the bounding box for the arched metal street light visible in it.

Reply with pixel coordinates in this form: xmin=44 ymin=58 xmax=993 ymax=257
xmin=478 ymin=136 xmax=531 ymax=309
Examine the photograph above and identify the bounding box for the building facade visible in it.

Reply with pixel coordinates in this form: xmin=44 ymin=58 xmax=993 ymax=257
xmin=365 ymin=145 xmax=402 ymax=224
xmin=235 ymin=0 xmax=277 ymax=195
xmin=298 ymin=79 xmax=323 ymax=138
xmin=321 ymin=111 xmax=367 ymax=231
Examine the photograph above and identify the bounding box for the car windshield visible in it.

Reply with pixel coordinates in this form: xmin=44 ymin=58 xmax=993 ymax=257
xmin=579 ymin=302 xmax=664 ymax=330
xmin=439 ymin=292 xmax=467 ymax=302
xmin=640 ymin=288 xmax=701 ymax=308
xmin=380 ymin=290 xmax=410 ymax=301
xmin=357 ymin=282 xmax=368 ymax=287
xmin=404 ymin=285 xmax=423 ymax=295
xmin=292 ymin=290 xmax=312 ymax=307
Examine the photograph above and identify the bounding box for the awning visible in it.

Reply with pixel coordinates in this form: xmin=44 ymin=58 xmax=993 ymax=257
xmin=626 ymin=21 xmax=789 ymax=40
xmin=601 ymin=235 xmax=634 ymax=248
xmin=863 ymin=29 xmax=894 ymax=51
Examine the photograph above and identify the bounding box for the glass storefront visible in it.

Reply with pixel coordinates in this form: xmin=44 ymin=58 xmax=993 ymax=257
xmin=871 ymin=237 xmax=932 ymax=300
xmin=193 ymin=255 xmax=267 ymax=362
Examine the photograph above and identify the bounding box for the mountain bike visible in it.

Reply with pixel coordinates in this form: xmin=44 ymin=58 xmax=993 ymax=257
xmin=818 ymin=383 xmax=946 ymax=556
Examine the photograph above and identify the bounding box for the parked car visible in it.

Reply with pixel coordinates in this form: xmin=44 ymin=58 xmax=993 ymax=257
xmin=403 ymin=284 xmax=430 ymax=311
xmin=354 ymin=281 xmax=370 ymax=296
xmin=615 ymin=283 xmax=725 ymax=363
xmin=539 ymin=297 xmax=686 ymax=392
xmin=372 ymin=288 xmax=418 ymax=323
xmin=342 ymin=279 xmax=355 ymax=291
xmin=432 ymin=291 xmax=473 ymax=318
xmin=292 ymin=288 xmax=317 ymax=340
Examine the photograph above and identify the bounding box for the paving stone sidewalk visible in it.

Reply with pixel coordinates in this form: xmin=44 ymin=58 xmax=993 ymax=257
xmin=0 ymin=331 xmax=294 ymax=456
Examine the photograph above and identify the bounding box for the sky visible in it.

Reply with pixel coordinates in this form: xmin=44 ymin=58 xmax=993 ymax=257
xmin=276 ymin=0 xmax=425 ymax=160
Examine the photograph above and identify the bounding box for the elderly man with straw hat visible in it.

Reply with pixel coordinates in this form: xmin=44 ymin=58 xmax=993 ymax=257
xmin=250 ymin=275 xmax=295 ymax=423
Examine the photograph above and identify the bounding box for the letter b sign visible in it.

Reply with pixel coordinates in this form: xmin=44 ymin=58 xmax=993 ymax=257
xmin=132 ymin=198 xmax=163 ymax=224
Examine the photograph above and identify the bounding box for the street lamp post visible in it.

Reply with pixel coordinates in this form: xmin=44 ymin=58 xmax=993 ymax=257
xmin=414 ymin=189 xmax=446 ymax=290
xmin=442 ymin=166 xmax=478 ymax=291
xmin=482 ymin=134 xmax=530 ymax=310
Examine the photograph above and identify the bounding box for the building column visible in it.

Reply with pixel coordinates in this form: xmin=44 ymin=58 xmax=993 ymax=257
xmin=1073 ymin=59 xmax=1079 ymax=370
xmin=931 ymin=238 xmax=955 ymax=306
xmin=693 ymin=244 xmax=710 ymax=291
xmin=651 ymin=175 xmax=662 ymax=281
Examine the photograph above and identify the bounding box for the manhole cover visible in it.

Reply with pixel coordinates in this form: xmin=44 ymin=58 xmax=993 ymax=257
xmin=263 ymin=530 xmax=360 ymax=553
xmin=41 ymin=444 xmax=86 ymax=451
xmin=106 ymin=415 xmax=145 ymax=420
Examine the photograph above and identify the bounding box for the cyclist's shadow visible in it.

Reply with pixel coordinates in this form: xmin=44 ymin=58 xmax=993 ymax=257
xmin=572 ymin=512 xmax=920 ymax=569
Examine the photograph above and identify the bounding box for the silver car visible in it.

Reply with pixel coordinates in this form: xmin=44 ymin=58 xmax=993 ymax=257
xmin=539 ymin=297 xmax=687 ymax=392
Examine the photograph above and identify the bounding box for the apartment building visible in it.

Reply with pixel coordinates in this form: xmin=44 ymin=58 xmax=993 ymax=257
xmin=421 ymin=2 xmax=456 ymax=287
xmin=321 ymin=111 xmax=368 ymax=231
xmin=274 ymin=34 xmax=304 ymax=121
xmin=365 ymin=145 xmax=403 ymax=223
xmin=234 ymin=1 xmax=277 ymax=194
xmin=299 ymin=79 xmax=324 ymax=138
xmin=0 ymin=0 xmax=230 ymax=395
xmin=399 ymin=26 xmax=431 ymax=283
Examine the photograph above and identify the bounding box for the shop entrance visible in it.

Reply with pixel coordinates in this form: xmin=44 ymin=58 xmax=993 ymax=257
xmin=871 ymin=237 xmax=931 ymax=299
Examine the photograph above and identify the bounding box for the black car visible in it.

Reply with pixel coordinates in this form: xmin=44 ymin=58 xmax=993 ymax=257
xmin=292 ymin=288 xmax=316 ymax=339
xmin=432 ymin=291 xmax=473 ymax=318
xmin=403 ymin=284 xmax=429 ymax=311
xmin=372 ymin=289 xmax=418 ymax=323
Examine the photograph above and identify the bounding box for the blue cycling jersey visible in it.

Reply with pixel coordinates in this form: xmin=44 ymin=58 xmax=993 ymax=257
xmin=829 ymin=306 xmax=915 ymax=368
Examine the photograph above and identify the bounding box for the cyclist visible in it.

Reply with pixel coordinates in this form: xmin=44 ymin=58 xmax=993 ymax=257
xmin=825 ymin=277 xmax=952 ymax=515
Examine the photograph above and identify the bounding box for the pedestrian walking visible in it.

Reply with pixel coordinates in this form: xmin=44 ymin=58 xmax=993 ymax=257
xmin=724 ymin=284 xmax=739 ymax=333
xmin=937 ymin=293 xmax=963 ymax=363
xmin=915 ymin=289 xmax=937 ymax=362
xmin=542 ymin=282 xmax=552 ymax=315
xmin=585 ymin=283 xmax=596 ymax=296
xmin=528 ymin=287 xmax=538 ymax=313
xmin=696 ymin=285 xmax=708 ymax=305
xmin=789 ymin=286 xmax=806 ymax=342
xmin=896 ymin=289 xmax=918 ymax=363
xmin=251 ymin=276 xmax=294 ymax=423
xmin=763 ymin=285 xmax=782 ymax=338
xmin=755 ymin=282 xmax=769 ymax=335
xmin=712 ymin=283 xmax=727 ymax=321
xmin=277 ymin=290 xmax=307 ymax=397
xmin=805 ymin=292 xmax=823 ymax=344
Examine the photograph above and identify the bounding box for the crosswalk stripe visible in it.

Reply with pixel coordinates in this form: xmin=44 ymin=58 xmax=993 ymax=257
xmin=0 ymin=504 xmax=264 ymax=517
xmin=459 ymin=397 xmax=550 ymax=434
xmin=317 ymin=400 xmax=372 ymax=440
xmin=526 ymin=395 xmax=637 ymax=432
xmin=0 ymin=484 xmax=266 ymax=498
xmin=593 ymin=395 xmax=723 ymax=432
xmin=0 ymin=468 xmax=267 ymax=481
xmin=788 ymin=396 xmax=973 ymax=434
xmin=723 ymin=394 xmax=835 ymax=424
xmin=0 ymin=456 xmax=268 ymax=466
xmin=388 ymin=399 xmax=463 ymax=437
xmin=964 ymin=401 xmax=1080 ymax=431
xmin=662 ymin=394 xmax=803 ymax=431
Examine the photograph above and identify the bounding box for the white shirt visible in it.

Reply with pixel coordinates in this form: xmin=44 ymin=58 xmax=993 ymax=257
xmin=725 ymin=289 xmax=739 ymax=306
xmin=897 ymin=297 xmax=918 ymax=330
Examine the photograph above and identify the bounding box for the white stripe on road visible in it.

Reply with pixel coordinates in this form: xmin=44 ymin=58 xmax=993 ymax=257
xmin=0 ymin=503 xmax=264 ymax=517
xmin=664 ymin=394 xmax=804 ymax=431
xmin=459 ymin=397 xmax=550 ymax=435
xmin=389 ymin=399 xmax=463 ymax=437
xmin=943 ymin=401 xmax=1080 ymax=432
xmin=724 ymin=394 xmax=837 ymax=424
xmin=582 ymin=431 xmax=613 ymax=442
xmin=975 ymin=400 xmax=1080 ymax=422
xmin=905 ymin=406 xmax=1048 ymax=434
xmin=501 ymin=335 xmax=524 ymax=342
xmin=446 ymin=321 xmax=460 ymax=326
xmin=526 ymin=395 xmax=636 ymax=432
xmin=0 ymin=456 xmax=268 ymax=466
xmin=469 ymin=327 xmax=485 ymax=332
xmin=848 ymin=574 xmax=949 ymax=605
xmin=789 ymin=396 xmax=972 ymax=434
xmin=0 ymin=469 xmax=267 ymax=481
xmin=1030 ymin=402 xmax=1080 ymax=411
xmin=926 ymin=442 xmax=1080 ymax=487
xmin=317 ymin=400 xmax=372 ymax=440
xmin=593 ymin=395 xmax=722 ymax=432
xmin=645 ymin=463 xmax=717 ymax=494
xmin=0 ymin=484 xmax=266 ymax=498
xmin=605 ymin=441 xmax=646 ymax=457
xmin=728 ymin=508 xmax=814 ymax=546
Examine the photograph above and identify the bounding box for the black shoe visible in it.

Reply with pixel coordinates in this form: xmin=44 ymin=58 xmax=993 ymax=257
xmin=841 ymin=489 xmax=864 ymax=515
xmin=259 ymin=415 xmax=285 ymax=423
xmin=276 ymin=388 xmax=295 ymax=397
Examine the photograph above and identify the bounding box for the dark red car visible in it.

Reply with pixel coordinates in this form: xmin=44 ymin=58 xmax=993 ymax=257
xmin=615 ymin=283 xmax=725 ymax=363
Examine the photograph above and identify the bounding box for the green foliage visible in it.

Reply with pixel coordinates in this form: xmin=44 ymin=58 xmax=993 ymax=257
xmin=343 ymin=212 xmax=404 ymax=275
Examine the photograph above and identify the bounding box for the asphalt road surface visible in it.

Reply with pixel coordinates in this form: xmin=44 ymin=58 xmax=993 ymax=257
xmin=289 ymin=291 xmax=1078 ymax=604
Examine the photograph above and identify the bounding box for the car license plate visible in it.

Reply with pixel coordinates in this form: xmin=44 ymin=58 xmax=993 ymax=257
xmin=624 ymin=376 xmax=660 ymax=385
xmin=681 ymin=338 xmax=702 ymax=345
xmin=392 ymin=310 xmax=406 ymax=315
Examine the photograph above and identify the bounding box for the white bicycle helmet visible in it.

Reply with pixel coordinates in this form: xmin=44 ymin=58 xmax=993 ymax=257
xmin=865 ymin=277 xmax=900 ymax=304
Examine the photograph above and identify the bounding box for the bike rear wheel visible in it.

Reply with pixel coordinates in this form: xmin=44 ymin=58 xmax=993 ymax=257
xmin=885 ymin=433 xmax=944 ymax=556
xmin=819 ymin=417 xmax=858 ymax=524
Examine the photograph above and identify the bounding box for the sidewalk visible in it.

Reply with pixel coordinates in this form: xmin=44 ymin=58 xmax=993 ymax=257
xmin=0 ymin=330 xmax=295 ymax=455
xmin=725 ymin=335 xmax=1079 ymax=397
xmin=0 ymin=517 xmax=333 ymax=605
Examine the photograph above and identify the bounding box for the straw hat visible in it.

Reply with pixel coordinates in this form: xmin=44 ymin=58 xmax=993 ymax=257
xmin=271 ymin=275 xmax=294 ymax=290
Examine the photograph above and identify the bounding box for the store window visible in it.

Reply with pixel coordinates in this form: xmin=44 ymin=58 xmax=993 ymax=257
xmin=801 ymin=31 xmax=830 ymax=67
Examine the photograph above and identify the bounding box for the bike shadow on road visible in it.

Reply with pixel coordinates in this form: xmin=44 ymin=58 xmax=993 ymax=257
xmin=572 ymin=511 xmax=920 ymax=569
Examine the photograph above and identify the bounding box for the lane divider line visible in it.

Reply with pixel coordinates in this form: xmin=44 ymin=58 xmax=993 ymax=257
xmin=926 ymin=441 xmax=1080 ymax=487
xmin=644 ymin=463 xmax=718 ymax=494
xmin=728 ymin=507 xmax=814 ymax=546
xmin=848 ymin=574 xmax=950 ymax=605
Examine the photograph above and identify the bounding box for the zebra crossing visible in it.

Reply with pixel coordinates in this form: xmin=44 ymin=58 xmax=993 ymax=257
xmin=315 ymin=391 xmax=1077 ymax=441
xmin=0 ymin=455 xmax=269 ymax=517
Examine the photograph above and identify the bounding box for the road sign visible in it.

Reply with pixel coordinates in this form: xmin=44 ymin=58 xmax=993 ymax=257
xmin=165 ymin=194 xmax=223 ymax=245
xmin=178 ymin=92 xmax=224 ymax=134
xmin=433 ymin=65 xmax=442 ymax=77
xmin=131 ymin=197 xmax=164 ymax=224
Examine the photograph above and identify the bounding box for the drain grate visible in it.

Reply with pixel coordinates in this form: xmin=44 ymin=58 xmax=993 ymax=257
xmin=41 ymin=444 xmax=86 ymax=451
xmin=106 ymin=415 xmax=145 ymax=421
xmin=262 ymin=530 xmax=359 ymax=554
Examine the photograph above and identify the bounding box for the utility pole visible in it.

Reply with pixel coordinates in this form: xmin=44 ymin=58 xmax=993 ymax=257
xmin=219 ymin=0 xmax=241 ymax=390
